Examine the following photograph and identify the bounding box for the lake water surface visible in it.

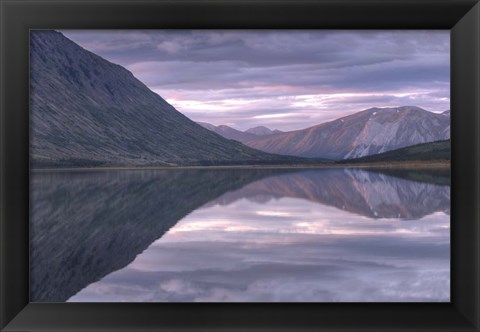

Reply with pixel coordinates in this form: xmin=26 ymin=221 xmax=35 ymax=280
xmin=30 ymin=168 xmax=450 ymax=302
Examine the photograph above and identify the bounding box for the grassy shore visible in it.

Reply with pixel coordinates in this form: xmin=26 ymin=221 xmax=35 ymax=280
xmin=337 ymin=159 xmax=450 ymax=169
xmin=31 ymin=159 xmax=450 ymax=172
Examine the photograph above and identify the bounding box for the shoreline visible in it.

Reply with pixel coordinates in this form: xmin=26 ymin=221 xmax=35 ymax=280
xmin=31 ymin=160 xmax=451 ymax=172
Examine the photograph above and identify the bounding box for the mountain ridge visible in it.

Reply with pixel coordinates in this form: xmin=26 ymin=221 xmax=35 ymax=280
xmin=198 ymin=107 xmax=450 ymax=161
xmin=243 ymin=106 xmax=450 ymax=160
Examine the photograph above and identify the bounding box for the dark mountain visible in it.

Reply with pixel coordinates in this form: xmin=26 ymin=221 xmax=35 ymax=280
xmin=245 ymin=126 xmax=282 ymax=136
xmin=340 ymin=140 xmax=450 ymax=164
xmin=244 ymin=106 xmax=450 ymax=160
xmin=30 ymin=31 xmax=307 ymax=167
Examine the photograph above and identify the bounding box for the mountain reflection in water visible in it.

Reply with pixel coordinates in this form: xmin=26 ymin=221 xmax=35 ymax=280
xmin=30 ymin=168 xmax=450 ymax=302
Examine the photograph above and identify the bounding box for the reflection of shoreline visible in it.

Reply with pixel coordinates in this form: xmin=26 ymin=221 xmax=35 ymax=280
xmin=31 ymin=160 xmax=450 ymax=172
xmin=30 ymin=167 xmax=450 ymax=303
xmin=364 ymin=167 xmax=450 ymax=186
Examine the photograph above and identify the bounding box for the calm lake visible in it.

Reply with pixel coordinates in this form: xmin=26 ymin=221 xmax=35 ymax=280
xmin=30 ymin=168 xmax=450 ymax=302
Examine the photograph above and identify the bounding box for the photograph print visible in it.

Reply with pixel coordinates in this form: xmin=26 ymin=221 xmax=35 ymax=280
xmin=30 ymin=30 xmax=450 ymax=302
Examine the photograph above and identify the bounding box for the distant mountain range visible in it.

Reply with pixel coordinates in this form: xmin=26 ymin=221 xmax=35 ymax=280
xmin=30 ymin=31 xmax=309 ymax=167
xmin=196 ymin=122 xmax=258 ymax=142
xmin=245 ymin=126 xmax=283 ymax=136
xmin=201 ymin=107 xmax=450 ymax=160
xmin=196 ymin=122 xmax=282 ymax=143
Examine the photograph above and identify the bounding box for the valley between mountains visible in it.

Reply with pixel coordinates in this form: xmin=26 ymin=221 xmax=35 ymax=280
xmin=30 ymin=31 xmax=450 ymax=169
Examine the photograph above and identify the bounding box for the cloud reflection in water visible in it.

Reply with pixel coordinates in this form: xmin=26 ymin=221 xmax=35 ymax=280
xmin=69 ymin=169 xmax=449 ymax=302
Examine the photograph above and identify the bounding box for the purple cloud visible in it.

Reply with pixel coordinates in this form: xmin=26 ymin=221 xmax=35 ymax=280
xmin=61 ymin=30 xmax=450 ymax=131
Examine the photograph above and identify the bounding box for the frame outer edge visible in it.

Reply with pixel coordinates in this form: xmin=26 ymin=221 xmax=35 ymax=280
xmin=1 ymin=0 xmax=480 ymax=331
xmin=1 ymin=1 xmax=30 ymax=329
xmin=472 ymin=3 xmax=479 ymax=329
xmin=469 ymin=3 xmax=480 ymax=330
xmin=1 ymin=0 xmax=6 ymax=329
xmin=452 ymin=2 xmax=480 ymax=329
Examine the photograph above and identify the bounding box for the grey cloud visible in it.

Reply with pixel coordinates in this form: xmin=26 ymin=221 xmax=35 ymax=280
xmin=70 ymin=234 xmax=449 ymax=302
xmin=63 ymin=30 xmax=448 ymax=68
xmin=60 ymin=30 xmax=450 ymax=130
xmin=128 ymin=56 xmax=448 ymax=93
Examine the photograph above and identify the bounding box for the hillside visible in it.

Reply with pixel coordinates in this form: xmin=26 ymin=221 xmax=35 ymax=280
xmin=340 ymin=140 xmax=450 ymax=163
xmin=30 ymin=31 xmax=310 ymax=167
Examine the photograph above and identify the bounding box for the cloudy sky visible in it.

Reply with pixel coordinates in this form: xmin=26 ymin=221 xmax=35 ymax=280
xmin=62 ymin=30 xmax=450 ymax=131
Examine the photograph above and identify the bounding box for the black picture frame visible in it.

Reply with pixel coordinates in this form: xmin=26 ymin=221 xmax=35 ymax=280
xmin=1 ymin=0 xmax=479 ymax=331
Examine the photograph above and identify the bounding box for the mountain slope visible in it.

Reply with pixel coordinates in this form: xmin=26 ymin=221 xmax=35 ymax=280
xmin=30 ymin=31 xmax=306 ymax=167
xmin=244 ymin=106 xmax=450 ymax=160
xmin=339 ymin=140 xmax=451 ymax=163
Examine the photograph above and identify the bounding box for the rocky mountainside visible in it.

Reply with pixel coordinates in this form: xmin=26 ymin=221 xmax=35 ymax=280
xmin=244 ymin=107 xmax=450 ymax=160
xmin=30 ymin=31 xmax=305 ymax=167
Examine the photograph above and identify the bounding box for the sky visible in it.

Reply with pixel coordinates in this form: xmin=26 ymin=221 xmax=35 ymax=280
xmin=61 ymin=30 xmax=450 ymax=131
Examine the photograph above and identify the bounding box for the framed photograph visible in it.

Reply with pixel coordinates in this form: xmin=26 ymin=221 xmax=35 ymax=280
xmin=1 ymin=0 xmax=479 ymax=331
